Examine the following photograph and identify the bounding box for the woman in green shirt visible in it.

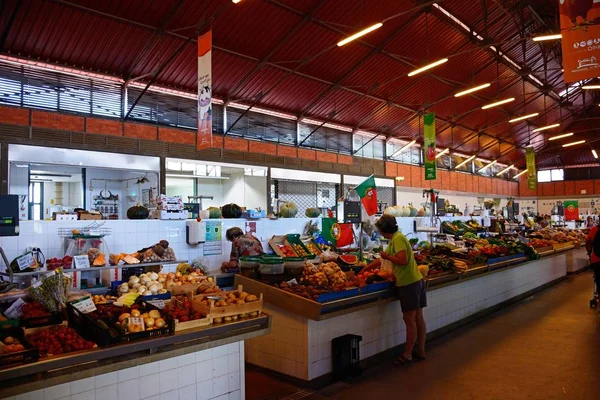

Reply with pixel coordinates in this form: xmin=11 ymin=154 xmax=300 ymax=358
xmin=362 ymin=215 xmax=427 ymax=366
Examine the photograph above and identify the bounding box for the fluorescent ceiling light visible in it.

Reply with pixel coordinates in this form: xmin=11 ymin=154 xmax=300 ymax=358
xmin=455 ymin=83 xmax=491 ymax=97
xmin=232 ymin=0 xmax=243 ymax=3
xmin=407 ymin=58 xmax=449 ymax=77
xmin=532 ymin=34 xmax=561 ymax=42
xmin=166 ymin=173 xmax=229 ymax=180
xmin=435 ymin=148 xmax=450 ymax=159
xmin=562 ymin=140 xmax=586 ymax=147
xmin=390 ymin=140 xmax=416 ymax=158
xmin=513 ymin=170 xmax=527 ymax=179
xmin=481 ymin=97 xmax=515 ymax=109
xmin=593 ymin=149 xmax=598 ymax=159
xmin=581 ymin=85 xmax=600 ymax=90
xmin=337 ymin=23 xmax=383 ymax=47
xmin=455 ymin=155 xmax=476 ymax=169
xmin=532 ymin=123 xmax=560 ymax=132
xmin=509 ymin=112 xmax=539 ymax=123
xmin=496 ymin=165 xmax=514 ymax=176
xmin=548 ymin=132 xmax=574 ymax=141
xmin=478 ymin=160 xmax=497 ymax=172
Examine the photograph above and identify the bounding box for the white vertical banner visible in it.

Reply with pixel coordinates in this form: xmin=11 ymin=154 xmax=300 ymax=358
xmin=197 ymin=30 xmax=212 ymax=150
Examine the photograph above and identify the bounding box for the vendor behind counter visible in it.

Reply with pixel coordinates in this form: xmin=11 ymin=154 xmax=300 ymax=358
xmin=221 ymin=227 xmax=264 ymax=273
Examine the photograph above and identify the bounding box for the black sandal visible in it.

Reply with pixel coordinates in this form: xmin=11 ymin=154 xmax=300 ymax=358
xmin=412 ymin=352 xmax=426 ymax=361
xmin=393 ymin=355 xmax=412 ymax=366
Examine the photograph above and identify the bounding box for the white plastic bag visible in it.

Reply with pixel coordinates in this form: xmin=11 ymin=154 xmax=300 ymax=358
xmin=380 ymin=259 xmax=393 ymax=274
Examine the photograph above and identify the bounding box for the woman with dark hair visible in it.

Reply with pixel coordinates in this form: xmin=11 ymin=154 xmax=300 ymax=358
xmin=221 ymin=227 xmax=264 ymax=272
xmin=585 ymin=223 xmax=600 ymax=295
xmin=361 ymin=214 xmax=426 ymax=366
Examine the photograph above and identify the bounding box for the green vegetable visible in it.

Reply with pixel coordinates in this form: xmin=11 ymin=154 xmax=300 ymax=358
xmin=279 ymin=202 xmax=298 ymax=218
xmin=222 ymin=203 xmax=242 ymax=218
xmin=207 ymin=207 xmax=222 ymax=219
xmin=305 ymin=208 xmax=321 ymax=218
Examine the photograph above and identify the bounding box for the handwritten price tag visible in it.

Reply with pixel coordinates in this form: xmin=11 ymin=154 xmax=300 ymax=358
xmin=147 ymin=300 xmax=165 ymax=309
xmin=16 ymin=252 xmax=36 ymax=271
xmin=71 ymin=296 xmax=97 ymax=314
xmin=73 ymin=255 xmax=91 ymax=269
xmin=4 ymin=298 xmax=26 ymax=319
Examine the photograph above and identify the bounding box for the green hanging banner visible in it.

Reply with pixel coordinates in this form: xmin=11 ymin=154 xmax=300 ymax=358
xmin=423 ymin=112 xmax=436 ymax=181
xmin=526 ymin=147 xmax=536 ymax=190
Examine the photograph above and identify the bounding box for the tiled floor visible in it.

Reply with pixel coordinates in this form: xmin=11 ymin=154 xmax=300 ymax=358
xmin=247 ymin=271 xmax=600 ymax=400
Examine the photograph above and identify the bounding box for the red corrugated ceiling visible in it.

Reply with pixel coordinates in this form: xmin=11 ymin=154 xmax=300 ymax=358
xmin=1 ymin=0 xmax=598 ymax=168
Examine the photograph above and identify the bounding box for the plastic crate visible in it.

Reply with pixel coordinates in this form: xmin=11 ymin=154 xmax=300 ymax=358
xmin=0 ymin=327 xmax=39 ymax=367
xmin=285 ymin=234 xmax=314 ymax=258
xmin=20 ymin=312 xmax=63 ymax=329
xmin=67 ymin=300 xmax=174 ymax=346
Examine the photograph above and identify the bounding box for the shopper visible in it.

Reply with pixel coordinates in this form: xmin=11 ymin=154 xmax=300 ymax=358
xmin=361 ymin=214 xmax=426 ymax=366
xmin=221 ymin=227 xmax=264 ymax=272
xmin=586 ymin=216 xmax=595 ymax=228
xmin=585 ymin=224 xmax=600 ymax=294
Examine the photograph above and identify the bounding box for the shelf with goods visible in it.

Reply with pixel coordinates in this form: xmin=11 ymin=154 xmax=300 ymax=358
xmin=0 ymin=267 xmax=270 ymax=398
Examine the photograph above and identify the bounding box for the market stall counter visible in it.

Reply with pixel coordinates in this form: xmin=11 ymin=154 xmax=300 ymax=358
xmin=0 ymin=314 xmax=269 ymax=399
xmin=243 ymin=251 xmax=569 ymax=382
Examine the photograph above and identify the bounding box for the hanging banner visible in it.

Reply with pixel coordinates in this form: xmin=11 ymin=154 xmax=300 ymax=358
xmin=423 ymin=113 xmax=436 ymax=181
xmin=197 ymin=30 xmax=212 ymax=150
xmin=526 ymin=147 xmax=537 ymax=190
xmin=355 ymin=174 xmax=378 ymax=216
xmin=564 ymin=200 xmax=579 ymax=221
xmin=560 ymin=1 xmax=600 ymax=83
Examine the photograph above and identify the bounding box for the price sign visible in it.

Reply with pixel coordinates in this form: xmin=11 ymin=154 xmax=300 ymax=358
xmin=73 ymin=255 xmax=91 ymax=269
xmin=70 ymin=296 xmax=97 ymax=314
xmin=4 ymin=298 xmax=26 ymax=319
xmin=16 ymin=252 xmax=36 ymax=271
xmin=147 ymin=299 xmax=165 ymax=309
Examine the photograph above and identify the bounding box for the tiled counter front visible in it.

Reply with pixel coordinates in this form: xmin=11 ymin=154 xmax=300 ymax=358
xmin=4 ymin=342 xmax=244 ymax=400
xmin=566 ymin=247 xmax=589 ymax=273
xmin=246 ymin=253 xmax=568 ymax=381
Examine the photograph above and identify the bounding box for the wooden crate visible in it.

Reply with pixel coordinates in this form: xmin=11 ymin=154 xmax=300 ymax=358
xmin=193 ymin=284 xmax=263 ymax=323
xmin=165 ymin=293 xmax=212 ymax=331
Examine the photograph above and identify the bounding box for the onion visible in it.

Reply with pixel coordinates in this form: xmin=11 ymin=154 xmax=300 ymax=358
xmin=144 ymin=317 xmax=155 ymax=327
xmin=149 ymin=284 xmax=159 ymax=294
xmin=149 ymin=310 xmax=161 ymax=319
xmin=142 ymin=290 xmax=152 ymax=296
xmin=154 ymin=318 xmax=166 ymax=328
xmin=150 ymin=272 xmax=159 ymax=281
xmin=131 ymin=309 xmax=141 ymax=318
xmin=137 ymin=285 xmax=147 ymax=294
xmin=141 ymin=276 xmax=152 ymax=285
xmin=129 ymin=276 xmax=140 ymax=285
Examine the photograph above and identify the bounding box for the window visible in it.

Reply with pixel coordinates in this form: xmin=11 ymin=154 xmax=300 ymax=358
xmin=387 ymin=140 xmax=421 ymax=165
xmin=353 ymin=134 xmax=385 ymax=159
xmin=537 ymin=169 xmax=564 ymax=182
xmin=28 ymin=182 xmax=43 ymax=221
xmin=537 ymin=170 xmax=551 ymax=182
xmin=551 ymin=169 xmax=564 ymax=181
xmin=298 ymin=123 xmax=352 ymax=154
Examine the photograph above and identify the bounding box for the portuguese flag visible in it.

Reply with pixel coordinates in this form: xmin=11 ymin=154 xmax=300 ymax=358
xmin=355 ymin=174 xmax=378 ymax=216
xmin=564 ymin=200 xmax=579 ymax=221
xmin=322 ymin=218 xmax=354 ymax=248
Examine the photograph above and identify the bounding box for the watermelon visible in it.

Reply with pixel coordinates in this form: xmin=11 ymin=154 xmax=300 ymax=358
xmin=339 ymin=254 xmax=358 ymax=265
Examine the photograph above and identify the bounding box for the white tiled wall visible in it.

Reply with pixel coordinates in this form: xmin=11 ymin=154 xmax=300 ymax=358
xmin=246 ymin=254 xmax=568 ymax=381
xmin=7 ymin=342 xmax=244 ymax=400
xmin=0 ymin=218 xmax=319 ymax=274
xmin=244 ymin=304 xmax=309 ymax=380
xmin=567 ymin=247 xmax=589 ymax=273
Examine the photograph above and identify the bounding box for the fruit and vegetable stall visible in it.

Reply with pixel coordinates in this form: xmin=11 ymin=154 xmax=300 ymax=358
xmin=0 ymin=264 xmax=270 ymax=399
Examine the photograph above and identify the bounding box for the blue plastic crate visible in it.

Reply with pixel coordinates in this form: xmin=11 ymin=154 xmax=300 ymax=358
xmin=317 ymin=288 xmax=363 ymax=303
xmin=487 ymin=253 xmax=526 ymax=265
xmin=242 ymin=210 xmax=266 ymax=219
xmin=366 ymin=281 xmax=394 ymax=293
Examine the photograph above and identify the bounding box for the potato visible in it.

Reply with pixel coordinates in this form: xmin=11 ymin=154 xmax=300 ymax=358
xmin=245 ymin=295 xmax=258 ymax=302
xmin=224 ymin=316 xmax=232 ymax=323
xmin=214 ymin=317 xmax=223 ymax=324
xmin=239 ymin=292 xmax=248 ymax=300
xmin=236 ymin=299 xmax=245 ymax=305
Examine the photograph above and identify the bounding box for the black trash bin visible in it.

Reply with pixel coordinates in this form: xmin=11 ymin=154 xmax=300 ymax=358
xmin=332 ymin=334 xmax=362 ymax=381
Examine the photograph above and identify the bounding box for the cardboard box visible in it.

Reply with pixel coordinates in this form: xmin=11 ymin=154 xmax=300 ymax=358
xmin=78 ymin=211 xmax=102 ymax=220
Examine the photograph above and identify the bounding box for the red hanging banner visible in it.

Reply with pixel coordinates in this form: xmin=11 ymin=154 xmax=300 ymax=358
xmin=197 ymin=30 xmax=212 ymax=150
xmin=560 ymin=1 xmax=600 ymax=83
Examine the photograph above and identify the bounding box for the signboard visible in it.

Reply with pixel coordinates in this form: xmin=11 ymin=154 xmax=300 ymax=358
xmin=16 ymin=252 xmax=36 ymax=271
xmin=560 ymin=1 xmax=600 ymax=83
xmin=564 ymin=200 xmax=579 ymax=221
xmin=526 ymin=147 xmax=537 ymax=190
xmin=73 ymin=255 xmax=91 ymax=269
xmin=423 ymin=113 xmax=436 ymax=181
xmin=197 ymin=30 xmax=212 ymax=150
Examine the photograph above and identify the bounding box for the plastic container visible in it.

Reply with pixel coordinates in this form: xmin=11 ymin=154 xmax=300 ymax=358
xmin=259 ymin=255 xmax=284 ymax=275
xmin=239 ymin=256 xmax=261 ymax=279
xmin=284 ymin=257 xmax=306 ymax=279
